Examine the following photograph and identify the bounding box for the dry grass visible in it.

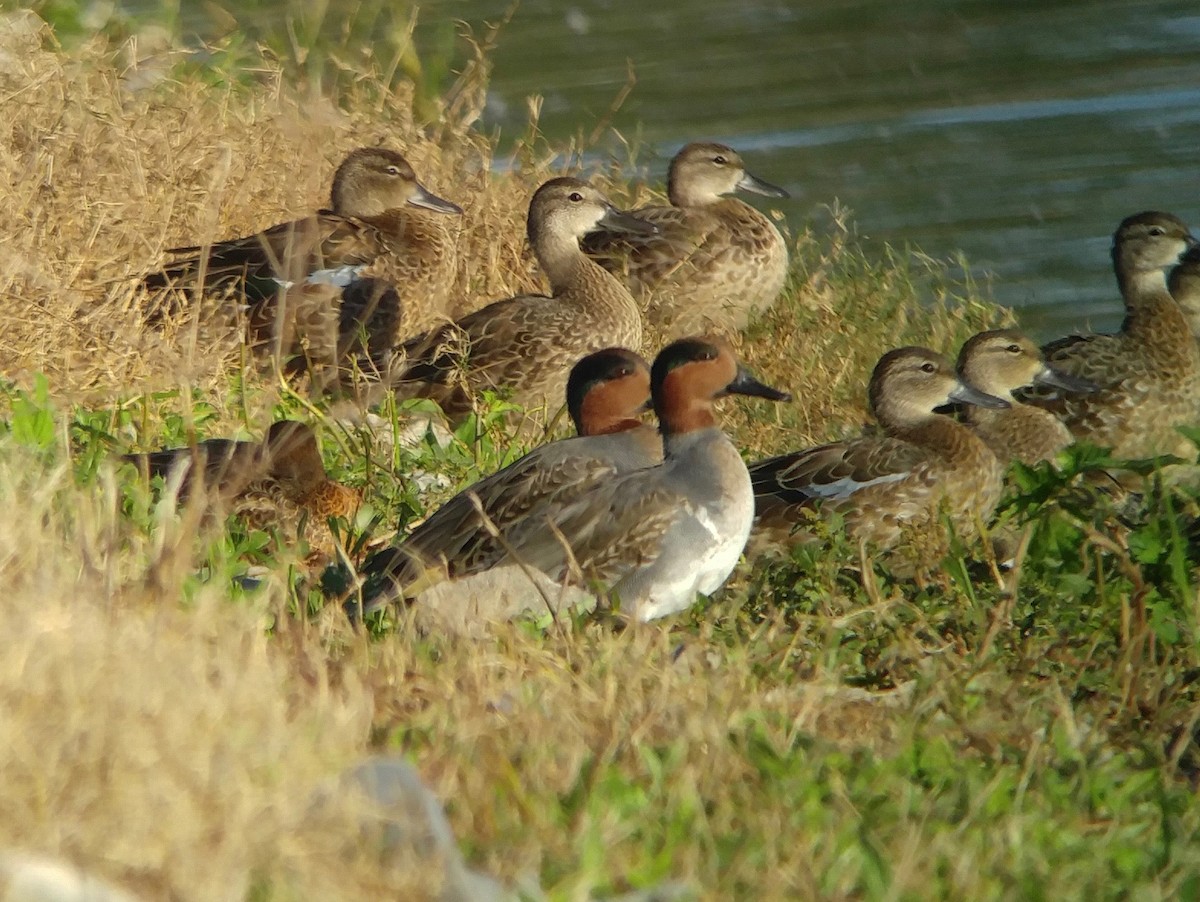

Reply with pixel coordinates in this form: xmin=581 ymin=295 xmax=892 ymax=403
xmin=3 ymin=13 xmax=1197 ymax=902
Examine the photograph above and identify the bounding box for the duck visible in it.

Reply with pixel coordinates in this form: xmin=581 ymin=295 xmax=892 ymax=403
xmin=955 ymin=329 xmax=1098 ymax=466
xmin=749 ymin=347 xmax=1009 ymax=554
xmin=358 ymin=338 xmax=790 ymax=623
xmin=385 ymin=178 xmax=656 ymax=424
xmin=141 ymin=147 xmax=463 ymax=367
xmin=523 ymin=336 xmax=789 ymax=622
xmin=1020 ymin=211 xmax=1200 ymax=460
xmin=383 ymin=337 xmax=788 ymax=623
xmin=1169 ymin=242 xmax=1200 ymax=342
xmin=353 ymin=347 xmax=661 ymax=618
xmin=123 ymin=420 xmax=360 ymax=561
xmin=581 ymin=141 xmax=790 ymax=337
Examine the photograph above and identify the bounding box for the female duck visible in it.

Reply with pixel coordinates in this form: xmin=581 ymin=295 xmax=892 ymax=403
xmin=124 ymin=420 xmax=360 ymax=561
xmin=357 ymin=347 xmax=662 ymax=615
xmin=142 ymin=147 xmax=463 ymax=367
xmin=750 ymin=347 xmax=1008 ymax=552
xmin=956 ymin=329 xmax=1097 ymax=466
xmin=582 ymin=142 xmax=790 ymax=336
xmin=1023 ymin=211 xmax=1199 ymax=460
xmin=388 ymin=178 xmax=656 ymax=424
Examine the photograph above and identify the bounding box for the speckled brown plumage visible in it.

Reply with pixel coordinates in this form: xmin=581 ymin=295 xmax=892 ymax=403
xmin=956 ymin=329 xmax=1095 ymax=466
xmin=124 ymin=420 xmax=360 ymax=561
xmin=751 ymin=347 xmax=1007 ymax=554
xmin=387 ymin=178 xmax=653 ymax=423
xmin=1021 ymin=212 xmax=1200 ymax=460
xmin=141 ymin=147 xmax=462 ymax=363
xmin=582 ymin=142 xmax=789 ymax=337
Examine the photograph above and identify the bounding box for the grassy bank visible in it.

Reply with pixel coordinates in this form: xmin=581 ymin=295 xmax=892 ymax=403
xmin=2 ymin=11 xmax=1199 ymax=900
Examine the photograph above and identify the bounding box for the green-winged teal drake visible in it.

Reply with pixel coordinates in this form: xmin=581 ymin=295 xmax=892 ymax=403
xmin=362 ymin=338 xmax=789 ymax=623
xmin=141 ymin=147 xmax=462 ymax=353
xmin=355 ymin=347 xmax=661 ymax=616
xmin=582 ymin=142 xmax=790 ymax=337
xmin=1021 ymin=211 xmax=1200 ymax=460
xmin=521 ymin=337 xmax=789 ymax=622
xmin=124 ymin=420 xmax=360 ymax=561
xmin=750 ymin=347 xmax=1008 ymax=553
xmin=956 ymin=329 xmax=1098 ymax=466
xmin=386 ymin=178 xmax=656 ymax=423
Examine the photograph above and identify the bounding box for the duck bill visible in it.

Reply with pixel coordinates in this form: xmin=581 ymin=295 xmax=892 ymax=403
xmin=408 ymin=183 xmax=464 ymax=216
xmin=596 ymin=206 xmax=659 ymax=237
xmin=948 ymin=381 xmax=1010 ymax=410
xmin=725 ymin=366 xmax=792 ymax=402
xmin=737 ymin=171 xmax=790 ymax=199
xmin=1179 ymin=241 xmax=1200 ymax=265
xmin=1034 ymin=366 xmax=1102 ymax=394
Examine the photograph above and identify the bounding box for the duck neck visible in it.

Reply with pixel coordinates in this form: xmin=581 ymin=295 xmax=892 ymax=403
xmin=1118 ymin=273 xmax=1195 ymax=367
xmin=533 ymin=231 xmax=593 ymax=292
xmin=668 ymin=182 xmax=719 ymax=208
xmin=892 ymin=415 xmax=986 ymax=463
xmin=964 ymin=402 xmax=1007 ymax=431
xmin=660 ymin=405 xmax=719 ymax=448
xmin=585 ymin=416 xmax=646 ymax=437
xmin=661 ymin=420 xmax=721 ymax=456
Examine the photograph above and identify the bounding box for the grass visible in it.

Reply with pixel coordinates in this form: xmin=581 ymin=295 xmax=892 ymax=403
xmin=2 ymin=9 xmax=1200 ymax=901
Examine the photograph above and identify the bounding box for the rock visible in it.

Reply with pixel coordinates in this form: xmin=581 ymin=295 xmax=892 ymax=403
xmin=409 ymin=566 xmax=597 ymax=637
xmin=0 ymin=853 xmax=142 ymax=902
xmin=316 ymin=756 xmax=511 ymax=902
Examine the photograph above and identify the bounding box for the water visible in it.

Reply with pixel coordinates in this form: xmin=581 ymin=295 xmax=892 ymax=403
xmin=151 ymin=0 xmax=1200 ymax=338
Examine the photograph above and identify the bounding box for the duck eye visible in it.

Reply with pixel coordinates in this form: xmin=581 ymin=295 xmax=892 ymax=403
xmin=1005 ymin=344 xmax=1022 ymax=354
xmin=713 ymin=155 xmax=728 ymax=165
xmin=568 ymin=192 xmax=584 ymax=202
xmin=385 ymin=165 xmax=402 ymax=176
xmin=920 ymin=362 xmax=936 ymax=374
xmin=1148 ymin=226 xmax=1165 ymax=237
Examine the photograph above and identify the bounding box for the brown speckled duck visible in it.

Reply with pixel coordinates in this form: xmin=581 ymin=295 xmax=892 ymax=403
xmin=124 ymin=420 xmax=360 ymax=561
xmin=386 ymin=178 xmax=656 ymax=423
xmin=582 ymin=142 xmax=790 ymax=337
xmin=141 ymin=147 xmax=462 ymax=360
xmin=750 ymin=347 xmax=1008 ymax=553
xmin=956 ymin=329 xmax=1098 ymax=466
xmin=356 ymin=347 xmax=661 ymax=616
xmin=1021 ymin=211 xmax=1200 ymax=460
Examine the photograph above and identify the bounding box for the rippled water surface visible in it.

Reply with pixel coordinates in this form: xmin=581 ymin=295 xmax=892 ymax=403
xmin=162 ymin=0 xmax=1200 ymax=337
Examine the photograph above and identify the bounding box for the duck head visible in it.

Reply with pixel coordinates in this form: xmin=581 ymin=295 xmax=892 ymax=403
xmin=651 ymin=336 xmax=790 ymax=434
xmin=957 ymin=329 xmax=1099 ymax=397
xmin=329 ymin=147 xmax=463 ymax=218
xmin=1111 ymin=211 xmax=1196 ymax=290
xmin=870 ymin=346 xmax=1009 ymax=430
xmin=527 ymin=177 xmax=657 ymax=248
xmin=667 ymin=142 xmax=790 ymax=207
xmin=566 ymin=347 xmax=653 ymax=436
